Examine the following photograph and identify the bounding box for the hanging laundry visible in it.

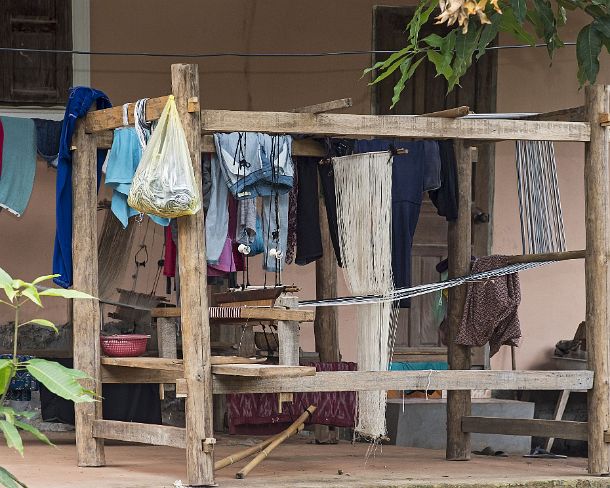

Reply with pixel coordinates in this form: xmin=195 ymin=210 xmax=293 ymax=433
xmin=285 ymin=161 xmax=298 ymax=264
xmin=53 ymin=87 xmax=112 ymax=288
xmin=236 ymin=197 xmax=257 ymax=246
xmin=262 ymin=192 xmax=289 ymax=273
xmin=164 ymin=225 xmax=176 ymax=278
xmin=429 ymin=140 xmax=459 ymax=221
xmin=206 ymin=153 xmax=230 ymax=264
xmin=208 ymin=196 xmax=244 ymax=276
xmin=295 ymin=157 xmax=323 ymax=265
xmin=32 ymin=118 xmax=62 ymax=168
xmin=354 ymin=139 xmax=441 ymax=308
xmin=458 ymin=255 xmax=521 ymax=357
xmin=105 ymin=127 xmax=170 ymax=228
xmin=318 ymin=163 xmax=343 ymax=267
xmin=214 ymin=132 xmax=294 ymax=198
xmin=0 ymin=119 xmax=3 ymax=179
xmin=0 ymin=117 xmax=37 ymax=217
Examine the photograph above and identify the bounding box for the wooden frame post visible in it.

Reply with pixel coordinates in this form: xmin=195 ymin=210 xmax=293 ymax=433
xmin=171 ymin=64 xmax=216 ymax=486
xmin=72 ymin=117 xmax=105 ymax=466
xmin=446 ymin=140 xmax=472 ymax=460
xmin=584 ymin=84 xmax=610 ymax=476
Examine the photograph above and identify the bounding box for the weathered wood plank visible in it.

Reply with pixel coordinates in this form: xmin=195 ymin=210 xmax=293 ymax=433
xmin=585 ymin=85 xmax=610 ymax=475
xmin=462 ymin=416 xmax=588 ymax=441
xmin=150 ymin=306 xmax=315 ymax=322
xmin=72 ymin=117 xmax=105 ymax=467
xmin=200 ymin=110 xmax=591 ymax=142
xmin=446 ymin=140 xmax=472 ymax=461
xmin=100 ymin=356 xmax=265 ymax=370
xmin=85 ymin=95 xmax=169 ymax=133
xmin=211 ymin=370 xmax=593 ymax=394
xmin=172 ymin=63 xmax=215 ymax=486
xmin=276 ymin=295 xmax=300 ymax=367
xmin=291 ymin=98 xmax=353 ymax=113
xmin=523 ymin=106 xmax=585 ymax=122
xmin=92 ymin=420 xmax=186 ymax=449
xmin=421 ymin=106 xmax=469 ymax=118
xmin=212 ymin=364 xmax=315 ymax=378
xmin=101 ymin=365 xmax=181 ymax=384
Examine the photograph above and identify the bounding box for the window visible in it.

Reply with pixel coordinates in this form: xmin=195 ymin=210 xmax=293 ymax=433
xmin=0 ymin=0 xmax=72 ymax=106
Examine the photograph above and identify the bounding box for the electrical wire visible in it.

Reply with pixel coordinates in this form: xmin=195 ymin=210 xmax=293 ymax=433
xmin=0 ymin=42 xmax=577 ymax=59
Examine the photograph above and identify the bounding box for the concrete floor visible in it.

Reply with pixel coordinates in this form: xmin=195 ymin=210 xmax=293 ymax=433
xmin=0 ymin=432 xmax=604 ymax=488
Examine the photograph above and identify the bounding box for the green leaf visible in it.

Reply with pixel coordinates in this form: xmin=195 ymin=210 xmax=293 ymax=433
xmin=498 ymin=7 xmax=537 ymax=45
xmin=533 ymin=0 xmax=561 ymax=56
xmin=25 ymin=359 xmax=95 ymax=403
xmin=0 ymin=420 xmax=23 ymax=455
xmin=1 ymin=407 xmax=15 ymax=425
xmin=510 ymin=0 xmax=527 ymax=23
xmin=370 ymin=55 xmax=411 ymax=85
xmin=30 ymin=274 xmax=60 ymax=286
xmin=427 ymin=50 xmax=453 ymax=79
xmin=0 ymin=466 xmax=28 ymax=488
xmin=449 ymin=25 xmax=481 ymax=90
xmin=363 ymin=45 xmax=413 ymax=76
xmin=2 ymin=285 xmax=16 ymax=303
xmin=38 ymin=288 xmax=96 ymax=300
xmin=577 ymin=23 xmax=603 ymax=85
xmin=391 ymin=56 xmax=424 ymax=108
xmin=0 ymin=268 xmax=12 ymax=288
xmin=422 ymin=33 xmax=445 ymax=48
xmin=477 ymin=22 xmax=500 ymax=60
xmin=20 ymin=285 xmax=42 ymax=308
xmin=0 ymin=360 xmax=15 ymax=396
xmin=20 ymin=319 xmax=58 ymax=334
xmin=13 ymin=420 xmax=53 ymax=447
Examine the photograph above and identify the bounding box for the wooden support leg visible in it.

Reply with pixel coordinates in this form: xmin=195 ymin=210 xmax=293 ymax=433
xmin=545 ymin=389 xmax=570 ymax=452
xmin=446 ymin=140 xmax=472 ymax=461
xmin=157 ymin=317 xmax=178 ymax=399
xmin=72 ymin=118 xmax=105 ymax=467
xmin=172 ymin=63 xmax=215 ymax=487
xmin=276 ymin=295 xmax=299 ymax=411
xmin=584 ymin=84 xmax=610 ymax=476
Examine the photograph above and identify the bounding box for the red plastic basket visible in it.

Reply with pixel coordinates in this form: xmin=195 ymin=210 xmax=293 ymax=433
xmin=100 ymin=334 xmax=150 ymax=357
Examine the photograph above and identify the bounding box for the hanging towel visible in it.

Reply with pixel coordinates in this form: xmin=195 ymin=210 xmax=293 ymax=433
xmin=429 ymin=140 xmax=459 ymax=221
xmin=32 ymin=118 xmax=62 ymax=167
xmin=105 ymin=127 xmax=170 ymax=228
xmin=458 ymin=255 xmax=521 ymax=357
xmin=0 ymin=117 xmax=37 ymax=217
xmin=295 ymin=157 xmax=323 ymax=265
xmin=206 ymin=153 xmax=230 ymax=264
xmin=53 ymin=87 xmax=112 ymax=289
xmin=236 ymin=197 xmax=257 ymax=246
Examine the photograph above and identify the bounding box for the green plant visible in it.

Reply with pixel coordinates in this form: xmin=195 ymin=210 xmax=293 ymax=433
xmin=368 ymin=0 xmax=610 ymax=108
xmin=0 ymin=267 xmax=97 ymax=488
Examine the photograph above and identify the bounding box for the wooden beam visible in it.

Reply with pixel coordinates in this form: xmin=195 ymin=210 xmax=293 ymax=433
xmin=92 ymin=420 xmax=186 ymax=449
xmin=200 ymin=110 xmax=591 ymax=142
xmin=100 ymin=356 xmax=265 ymax=370
xmin=523 ymin=106 xmax=585 ymax=122
xmin=585 ymin=84 xmax=610 ymax=476
xmin=421 ymin=106 xmax=469 ymax=118
xmin=291 ymin=98 xmax=353 ymax=113
xmin=150 ymin=306 xmax=315 ymax=322
xmin=172 ymin=63 xmax=215 ymax=486
xmin=101 ymin=365 xmax=182 ymax=384
xmin=461 ymin=416 xmax=588 ymax=441
xmin=503 ymin=249 xmax=585 ymax=264
xmin=72 ymin=117 xmax=105 ymax=467
xmin=212 ymin=364 xmax=316 ymax=378
xmin=211 ymin=370 xmax=593 ymax=394
xmin=446 ymin=140 xmax=473 ymax=461
xmin=85 ymin=95 xmax=170 ymax=133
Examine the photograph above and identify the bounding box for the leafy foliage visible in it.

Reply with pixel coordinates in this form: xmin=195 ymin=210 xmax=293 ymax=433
xmin=369 ymin=0 xmax=610 ymax=107
xmin=0 ymin=267 xmax=97 ymax=488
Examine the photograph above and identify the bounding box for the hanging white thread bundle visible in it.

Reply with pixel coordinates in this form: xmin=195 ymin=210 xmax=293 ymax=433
xmin=333 ymin=151 xmax=395 ymax=440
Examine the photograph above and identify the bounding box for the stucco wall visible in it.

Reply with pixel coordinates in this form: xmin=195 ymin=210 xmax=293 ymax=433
xmin=0 ymin=1 xmax=605 ymax=370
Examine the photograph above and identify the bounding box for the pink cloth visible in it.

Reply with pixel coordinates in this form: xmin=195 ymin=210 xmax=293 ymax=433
xmin=163 ymin=226 xmax=176 ymax=277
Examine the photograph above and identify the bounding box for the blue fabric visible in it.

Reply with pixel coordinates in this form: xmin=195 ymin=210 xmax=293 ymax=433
xmin=389 ymin=361 xmax=448 ymax=394
xmin=354 ymin=139 xmax=441 ymax=308
xmin=105 ymin=127 xmax=169 ymax=229
xmin=0 ymin=117 xmax=37 ymax=217
xmin=206 ymin=154 xmax=230 ymax=264
xmin=53 ymin=87 xmax=112 ymax=288
xmin=32 ymin=118 xmax=62 ymax=166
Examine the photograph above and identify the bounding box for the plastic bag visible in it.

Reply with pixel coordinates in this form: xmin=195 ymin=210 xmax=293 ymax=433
xmin=128 ymin=95 xmax=201 ymax=218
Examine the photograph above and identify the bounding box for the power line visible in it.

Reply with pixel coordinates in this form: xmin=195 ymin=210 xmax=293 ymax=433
xmin=0 ymin=42 xmax=577 ymax=59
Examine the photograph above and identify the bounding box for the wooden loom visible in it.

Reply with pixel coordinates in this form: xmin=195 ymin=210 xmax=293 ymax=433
xmin=71 ymin=63 xmax=607 ymax=486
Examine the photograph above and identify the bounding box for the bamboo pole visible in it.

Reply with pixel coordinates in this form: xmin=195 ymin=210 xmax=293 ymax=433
xmin=171 ymin=64 xmax=215 ymax=486
xmin=236 ymin=406 xmax=317 ymax=479
xmin=215 ymin=424 xmax=305 ymax=471
xmin=584 ymin=84 xmax=610 ymax=476
xmin=446 ymin=140 xmax=472 ymax=461
xmin=72 ymin=117 xmax=105 ymax=467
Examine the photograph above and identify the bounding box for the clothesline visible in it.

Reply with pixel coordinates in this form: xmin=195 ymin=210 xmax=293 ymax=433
xmin=298 ymin=260 xmax=548 ymax=307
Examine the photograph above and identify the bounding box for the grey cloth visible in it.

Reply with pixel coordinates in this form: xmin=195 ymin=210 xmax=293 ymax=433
xmin=262 ymin=193 xmax=289 ymax=272
xmin=205 ymin=154 xmax=229 ymax=264
xmin=236 ymin=197 xmax=257 ymax=245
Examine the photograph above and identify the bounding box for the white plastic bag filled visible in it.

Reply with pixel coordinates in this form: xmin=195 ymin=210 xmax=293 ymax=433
xmin=128 ymin=95 xmax=201 ymax=218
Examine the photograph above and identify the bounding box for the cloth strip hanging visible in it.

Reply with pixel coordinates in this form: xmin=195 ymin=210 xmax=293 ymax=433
xmin=299 ymin=260 xmax=548 ymax=307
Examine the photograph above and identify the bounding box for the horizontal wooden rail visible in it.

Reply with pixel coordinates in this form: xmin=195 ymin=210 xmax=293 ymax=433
xmin=522 ymin=106 xmax=586 ymax=122
xmin=85 ymin=95 xmax=170 ymax=133
xmin=201 ymin=110 xmax=591 ymax=142
xmin=92 ymin=419 xmax=186 ymax=448
xmin=504 ymin=249 xmax=585 ymax=265
xmin=462 ymin=416 xmax=588 ymax=441
xmin=150 ymin=306 xmax=315 ymax=322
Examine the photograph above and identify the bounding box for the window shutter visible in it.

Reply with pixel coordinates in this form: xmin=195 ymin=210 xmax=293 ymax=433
xmin=0 ymin=0 xmax=72 ymax=105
